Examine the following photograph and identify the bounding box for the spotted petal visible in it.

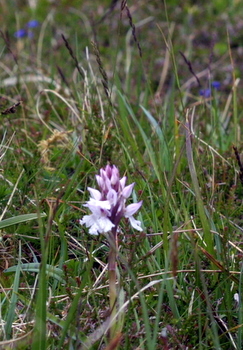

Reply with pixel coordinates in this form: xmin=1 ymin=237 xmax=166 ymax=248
xmin=80 ymin=215 xmax=114 ymax=235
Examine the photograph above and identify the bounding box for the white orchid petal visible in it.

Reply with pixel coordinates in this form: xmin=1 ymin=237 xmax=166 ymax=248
xmin=107 ymin=189 xmax=118 ymax=206
xmin=80 ymin=214 xmax=114 ymax=235
xmin=110 ymin=166 xmax=120 ymax=185
xmin=88 ymin=218 xmax=113 ymax=235
xmin=88 ymin=224 xmax=100 ymax=235
xmin=119 ymin=176 xmax=127 ymax=189
xmin=97 ymin=217 xmax=115 ymax=233
xmin=122 ymin=183 xmax=134 ymax=199
xmin=128 ymin=216 xmax=143 ymax=231
xmin=124 ymin=201 xmax=143 ymax=217
xmin=96 ymin=175 xmax=103 ymax=188
xmin=87 ymin=205 xmax=110 ymax=218
xmin=79 ymin=214 xmax=96 ymax=228
xmin=88 ymin=187 xmax=101 ymax=200
xmin=87 ymin=199 xmax=111 ymax=210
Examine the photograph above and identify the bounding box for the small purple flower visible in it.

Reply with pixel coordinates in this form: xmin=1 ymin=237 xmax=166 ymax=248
xmin=80 ymin=165 xmax=143 ymax=235
xmin=27 ymin=20 xmax=39 ymax=28
xmin=199 ymin=88 xmax=211 ymax=98
xmin=211 ymin=81 xmax=221 ymax=90
xmin=14 ymin=29 xmax=27 ymax=38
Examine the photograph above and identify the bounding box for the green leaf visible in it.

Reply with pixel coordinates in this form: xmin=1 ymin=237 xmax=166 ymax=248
xmin=4 ymin=263 xmax=65 ymax=284
xmin=4 ymin=243 xmax=21 ymax=339
xmin=0 ymin=213 xmax=46 ymax=229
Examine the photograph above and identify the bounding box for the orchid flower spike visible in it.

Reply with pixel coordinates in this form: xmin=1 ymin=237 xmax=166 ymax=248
xmin=80 ymin=165 xmax=143 ymax=235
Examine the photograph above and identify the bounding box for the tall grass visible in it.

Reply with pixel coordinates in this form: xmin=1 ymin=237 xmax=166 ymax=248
xmin=0 ymin=0 xmax=242 ymax=349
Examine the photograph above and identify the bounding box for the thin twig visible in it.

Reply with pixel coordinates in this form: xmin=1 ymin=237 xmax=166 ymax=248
xmin=179 ymin=51 xmax=201 ymax=87
xmin=61 ymin=34 xmax=85 ymax=80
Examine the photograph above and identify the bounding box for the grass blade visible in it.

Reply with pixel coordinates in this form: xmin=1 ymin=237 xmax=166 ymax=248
xmin=0 ymin=213 xmax=46 ymax=229
xmin=4 ymin=241 xmax=21 ymax=339
xmin=185 ymin=111 xmax=214 ymax=256
xmin=4 ymin=263 xmax=66 ymax=284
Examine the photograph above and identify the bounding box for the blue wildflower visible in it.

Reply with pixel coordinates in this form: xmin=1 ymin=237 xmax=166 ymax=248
xmin=211 ymin=81 xmax=221 ymax=90
xmin=14 ymin=29 xmax=27 ymax=38
xmin=27 ymin=20 xmax=39 ymax=28
xmin=199 ymin=89 xmax=211 ymax=98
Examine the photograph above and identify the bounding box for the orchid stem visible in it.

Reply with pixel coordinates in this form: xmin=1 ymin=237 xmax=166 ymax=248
xmin=108 ymin=228 xmax=118 ymax=342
